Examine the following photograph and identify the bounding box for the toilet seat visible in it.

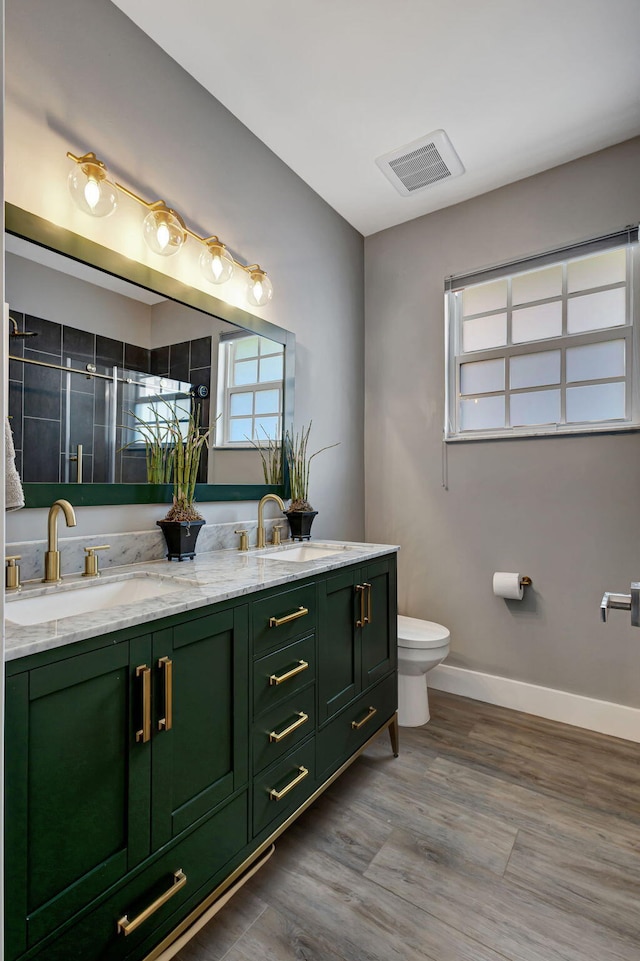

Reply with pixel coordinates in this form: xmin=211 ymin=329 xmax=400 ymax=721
xmin=397 ymin=615 xmax=450 ymax=649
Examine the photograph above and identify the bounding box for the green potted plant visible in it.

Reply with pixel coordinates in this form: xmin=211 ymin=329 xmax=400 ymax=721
xmin=284 ymin=422 xmax=338 ymax=540
xmin=129 ymin=400 xmax=212 ymax=560
xmin=247 ymin=427 xmax=283 ymax=485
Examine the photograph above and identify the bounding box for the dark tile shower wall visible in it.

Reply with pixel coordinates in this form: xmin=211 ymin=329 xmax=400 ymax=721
xmin=7 ymin=311 xmax=212 ymax=485
xmin=149 ymin=338 xmax=212 ymax=483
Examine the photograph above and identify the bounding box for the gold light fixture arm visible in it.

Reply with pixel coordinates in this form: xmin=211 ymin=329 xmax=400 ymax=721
xmin=115 ymin=184 xmax=186 ymax=227
xmin=66 ymin=150 xmax=108 ymax=174
xmin=114 ymin=182 xmax=158 ymax=210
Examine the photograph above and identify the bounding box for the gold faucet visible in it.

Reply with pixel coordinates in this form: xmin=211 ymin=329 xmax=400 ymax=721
xmin=44 ymin=499 xmax=77 ymax=583
xmin=257 ymin=493 xmax=285 ymax=549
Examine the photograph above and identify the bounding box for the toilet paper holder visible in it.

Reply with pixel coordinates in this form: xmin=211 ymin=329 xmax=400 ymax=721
xmin=493 ymin=572 xmax=533 ymax=600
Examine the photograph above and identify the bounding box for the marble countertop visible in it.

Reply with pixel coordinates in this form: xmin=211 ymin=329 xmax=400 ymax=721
xmin=4 ymin=540 xmax=399 ymax=662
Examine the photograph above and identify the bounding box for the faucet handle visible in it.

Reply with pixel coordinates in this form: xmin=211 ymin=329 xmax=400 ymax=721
xmin=234 ymin=530 xmax=249 ymax=552
xmin=271 ymin=524 xmax=283 ymax=546
xmin=83 ymin=545 xmax=110 ymax=578
xmin=5 ymin=555 xmax=22 ymax=592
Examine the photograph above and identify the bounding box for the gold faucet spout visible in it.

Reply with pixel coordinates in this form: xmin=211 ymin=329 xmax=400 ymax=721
xmin=44 ymin=499 xmax=77 ymax=583
xmin=257 ymin=493 xmax=285 ymax=549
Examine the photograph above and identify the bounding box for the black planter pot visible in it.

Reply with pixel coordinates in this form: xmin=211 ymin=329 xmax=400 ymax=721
xmin=157 ymin=518 xmax=206 ymax=561
xmin=284 ymin=510 xmax=318 ymax=541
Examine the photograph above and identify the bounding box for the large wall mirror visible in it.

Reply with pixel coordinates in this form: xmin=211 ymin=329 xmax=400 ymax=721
xmin=5 ymin=205 xmax=294 ymax=507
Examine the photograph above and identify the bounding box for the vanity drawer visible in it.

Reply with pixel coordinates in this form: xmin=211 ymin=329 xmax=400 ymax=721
xmin=316 ymin=673 xmax=397 ymax=779
xmin=252 ymin=582 xmax=317 ymax=652
xmin=28 ymin=792 xmax=248 ymax=961
xmin=253 ymin=740 xmax=316 ymax=837
xmin=253 ymin=633 xmax=315 ymax=716
xmin=252 ymin=683 xmax=316 ymax=774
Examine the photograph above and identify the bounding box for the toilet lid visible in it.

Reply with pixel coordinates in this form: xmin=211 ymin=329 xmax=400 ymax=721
xmin=397 ymin=614 xmax=450 ymax=649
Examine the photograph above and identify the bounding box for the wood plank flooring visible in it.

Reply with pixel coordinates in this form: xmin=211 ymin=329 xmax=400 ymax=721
xmin=175 ymin=691 xmax=640 ymax=961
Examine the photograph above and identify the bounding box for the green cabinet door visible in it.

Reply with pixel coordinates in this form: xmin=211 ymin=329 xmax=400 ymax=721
xmin=150 ymin=605 xmax=250 ymax=849
xmin=318 ymin=566 xmax=361 ymax=723
xmin=4 ymin=635 xmax=152 ymax=960
xmin=361 ymin=556 xmax=397 ymax=689
xmin=318 ymin=555 xmax=397 ymax=725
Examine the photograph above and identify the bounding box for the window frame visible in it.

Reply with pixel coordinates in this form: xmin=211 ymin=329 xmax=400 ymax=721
xmin=444 ymin=229 xmax=639 ymax=442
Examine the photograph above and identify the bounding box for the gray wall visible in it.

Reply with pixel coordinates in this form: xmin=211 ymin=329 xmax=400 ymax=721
xmin=6 ymin=253 xmax=153 ymax=343
xmin=365 ymin=137 xmax=640 ymax=708
xmin=4 ymin=0 xmax=363 ymax=540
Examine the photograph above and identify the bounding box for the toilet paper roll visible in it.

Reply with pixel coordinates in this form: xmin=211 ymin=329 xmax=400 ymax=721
xmin=493 ymin=572 xmax=524 ymax=600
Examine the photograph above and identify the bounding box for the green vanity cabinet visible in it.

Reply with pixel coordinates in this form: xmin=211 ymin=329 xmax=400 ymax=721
xmin=4 ymin=602 xmax=250 ymax=961
xmin=5 ymin=637 xmax=152 ymax=958
xmin=318 ymin=555 xmax=397 ymax=725
xmin=5 ymin=550 xmax=397 ymax=961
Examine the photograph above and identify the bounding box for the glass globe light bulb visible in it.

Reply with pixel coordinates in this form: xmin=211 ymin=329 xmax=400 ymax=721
xmin=246 ymin=269 xmax=273 ymax=307
xmin=67 ymin=156 xmax=118 ymax=218
xmin=142 ymin=207 xmax=186 ymax=257
xmin=199 ymin=241 xmax=234 ymax=285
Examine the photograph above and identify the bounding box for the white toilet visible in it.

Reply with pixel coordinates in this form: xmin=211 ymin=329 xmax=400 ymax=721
xmin=397 ymin=615 xmax=450 ymax=726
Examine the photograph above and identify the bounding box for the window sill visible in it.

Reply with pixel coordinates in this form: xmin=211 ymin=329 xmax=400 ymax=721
xmin=444 ymin=423 xmax=640 ymax=442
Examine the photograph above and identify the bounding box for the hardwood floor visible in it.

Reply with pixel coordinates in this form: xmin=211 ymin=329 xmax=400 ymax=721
xmin=175 ymin=691 xmax=640 ymax=961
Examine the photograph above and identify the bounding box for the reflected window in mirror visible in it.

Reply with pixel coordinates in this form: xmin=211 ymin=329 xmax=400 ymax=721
xmin=216 ymin=333 xmax=284 ymax=447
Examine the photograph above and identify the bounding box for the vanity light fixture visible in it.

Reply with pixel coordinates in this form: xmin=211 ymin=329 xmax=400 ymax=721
xmin=199 ymin=238 xmax=235 ymax=284
xmin=66 ymin=149 xmax=274 ymax=302
xmin=141 ymin=203 xmax=187 ymax=258
xmin=246 ymin=268 xmax=273 ymax=307
xmin=67 ymin=151 xmax=118 ymax=218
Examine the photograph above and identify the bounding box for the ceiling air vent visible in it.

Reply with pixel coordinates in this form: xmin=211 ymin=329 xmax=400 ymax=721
xmin=375 ymin=129 xmax=464 ymax=197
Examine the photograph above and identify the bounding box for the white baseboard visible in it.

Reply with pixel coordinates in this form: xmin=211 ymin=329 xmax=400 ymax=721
xmin=428 ymin=664 xmax=640 ymax=743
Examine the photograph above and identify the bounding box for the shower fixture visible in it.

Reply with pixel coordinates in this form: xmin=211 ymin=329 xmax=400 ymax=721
xmin=9 ymin=315 xmax=38 ymax=338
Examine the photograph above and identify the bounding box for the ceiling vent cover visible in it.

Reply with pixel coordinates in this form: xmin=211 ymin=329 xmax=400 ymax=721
xmin=376 ymin=129 xmax=464 ymax=197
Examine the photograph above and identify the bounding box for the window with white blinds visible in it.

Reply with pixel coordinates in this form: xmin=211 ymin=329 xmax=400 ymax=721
xmin=444 ymin=229 xmax=639 ymax=440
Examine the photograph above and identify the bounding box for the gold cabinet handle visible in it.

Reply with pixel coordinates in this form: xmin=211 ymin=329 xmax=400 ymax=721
xmin=269 ymin=605 xmax=309 ymax=628
xmin=351 ymin=706 xmax=377 ymax=730
xmin=356 ymin=584 xmax=366 ymax=628
xmin=269 ymin=659 xmax=309 ymax=687
xmin=117 ymin=869 xmax=187 ymax=936
xmin=363 ymin=582 xmax=372 ymax=625
xmin=135 ymin=665 xmax=151 ymax=743
xmin=158 ymin=656 xmax=173 ymax=732
xmin=268 ymin=765 xmax=309 ymax=801
xmin=269 ymin=711 xmax=309 ymax=743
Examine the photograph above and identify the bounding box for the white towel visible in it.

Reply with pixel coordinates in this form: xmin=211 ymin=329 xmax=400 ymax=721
xmin=5 ymin=418 xmax=25 ymax=511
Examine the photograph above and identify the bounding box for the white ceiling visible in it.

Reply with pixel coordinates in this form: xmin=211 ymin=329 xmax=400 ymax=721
xmin=112 ymin=0 xmax=640 ymax=237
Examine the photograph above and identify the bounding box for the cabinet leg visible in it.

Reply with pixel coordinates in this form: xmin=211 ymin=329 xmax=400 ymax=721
xmin=388 ymin=713 xmax=399 ymax=757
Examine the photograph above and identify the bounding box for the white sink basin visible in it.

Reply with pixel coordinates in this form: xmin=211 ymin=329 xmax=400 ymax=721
xmin=6 ymin=573 xmax=196 ymax=626
xmin=258 ymin=543 xmax=352 ymax=563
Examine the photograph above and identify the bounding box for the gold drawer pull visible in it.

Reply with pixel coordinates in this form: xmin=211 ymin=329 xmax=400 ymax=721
xmin=158 ymin=656 xmax=173 ymax=732
xmin=268 ymin=765 xmax=309 ymax=801
xmin=135 ymin=665 xmax=151 ymax=743
xmin=269 ymin=711 xmax=309 ymax=743
xmin=269 ymin=659 xmax=309 ymax=686
xmin=355 ymin=584 xmax=366 ymax=628
xmin=117 ymin=869 xmax=187 ymax=936
xmin=351 ymin=706 xmax=377 ymax=730
xmin=269 ymin=605 xmax=309 ymax=628
xmin=363 ymin=582 xmax=372 ymax=625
